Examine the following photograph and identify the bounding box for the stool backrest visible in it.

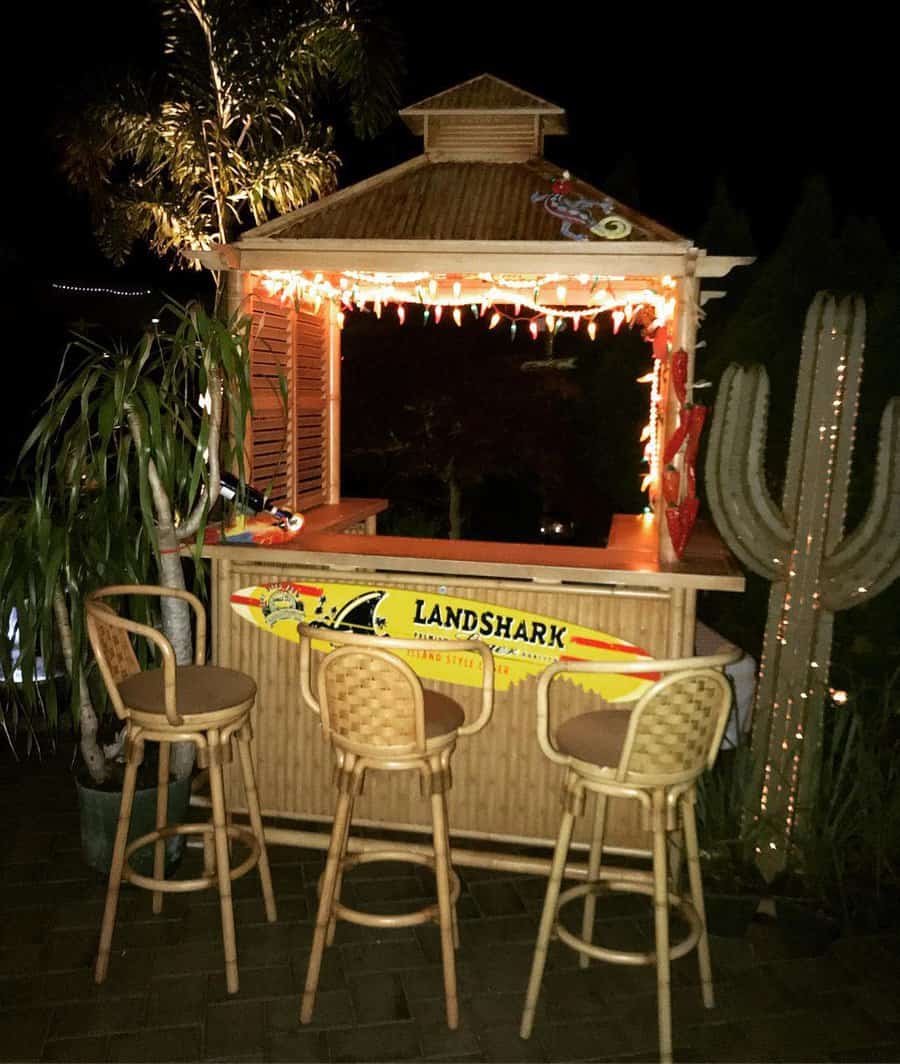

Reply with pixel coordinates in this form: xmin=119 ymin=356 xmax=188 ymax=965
xmin=87 ymin=601 xmax=142 ymax=685
xmin=319 ymin=645 xmax=426 ymax=753
xmin=298 ymin=624 xmax=495 ymax=756
xmin=85 ymin=585 xmax=206 ymax=725
xmin=617 ymin=668 xmax=732 ymax=787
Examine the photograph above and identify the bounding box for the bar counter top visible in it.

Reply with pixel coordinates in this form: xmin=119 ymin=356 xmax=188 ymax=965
xmin=202 ymin=508 xmax=744 ymax=593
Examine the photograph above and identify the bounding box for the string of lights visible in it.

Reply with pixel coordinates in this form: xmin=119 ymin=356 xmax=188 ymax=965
xmin=51 ymin=282 xmax=154 ymax=297
xmin=259 ymin=269 xmax=675 ymax=500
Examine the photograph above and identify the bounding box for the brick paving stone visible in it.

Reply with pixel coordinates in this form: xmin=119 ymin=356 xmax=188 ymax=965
xmin=107 ymin=1024 xmax=202 ymax=1062
xmin=291 ymin=947 xmax=347 ymax=992
xmin=153 ymin=939 xmax=231 ymax=978
xmin=42 ymin=928 xmax=101 ymax=972
xmin=537 ymin=1016 xmax=639 ymax=1061
xmin=0 ymin=1007 xmax=52 ymax=1062
xmin=0 ymin=942 xmax=44 ymax=976
xmin=147 ymin=973 xmax=208 ymax=1028
xmin=343 ymin=874 xmax=427 ymax=906
xmin=203 ymin=1000 xmax=265 ymax=1060
xmin=672 ymin=1019 xmax=755 ymax=1062
xmin=830 ymin=1046 xmax=900 ymax=1062
xmin=206 ymin=963 xmax=294 ymax=1003
xmin=93 ymin=951 xmax=158 ymax=1000
xmin=267 ymin=987 xmax=354 ymax=1032
xmin=339 ymin=937 xmax=427 ymax=973
xmin=0 ymin=905 xmax=54 ymax=947
xmin=478 ymin=1023 xmax=547 ymax=1062
xmin=468 ymin=991 xmax=538 ymax=1028
xmin=348 ymin=971 xmax=411 ymax=1024
xmin=468 ymin=880 xmax=526 ymax=918
xmin=3 ymin=748 xmax=899 ymax=1064
xmin=400 ymin=962 xmax=479 ymax=1010
xmin=319 ymin=912 xmax=420 ymax=946
xmin=233 ymin=923 xmax=294 ymax=968
xmin=327 ymin=1019 xmax=421 ymax=1062
xmin=40 ymin=1035 xmax=109 ymax=1062
xmin=420 ymin=1018 xmax=481 ymax=1059
xmin=266 ymin=1027 xmax=329 ymax=1063
xmin=426 ymin=1054 xmax=484 ymax=1063
xmin=741 ymin=996 xmax=892 ymax=1062
xmin=852 ymin=978 xmax=900 ymax=1025
xmin=233 ymin=894 xmax=307 ymax=926
xmin=50 ymin=997 xmax=148 ymax=1040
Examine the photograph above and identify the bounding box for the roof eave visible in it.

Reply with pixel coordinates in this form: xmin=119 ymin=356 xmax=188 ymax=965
xmin=195 ymin=238 xmax=749 ymax=280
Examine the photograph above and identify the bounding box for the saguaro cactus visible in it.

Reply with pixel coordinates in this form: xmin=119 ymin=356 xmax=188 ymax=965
xmin=706 ymin=293 xmax=900 ymax=879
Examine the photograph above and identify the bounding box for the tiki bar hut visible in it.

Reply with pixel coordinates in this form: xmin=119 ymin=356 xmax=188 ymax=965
xmin=193 ymin=75 xmax=749 ymax=865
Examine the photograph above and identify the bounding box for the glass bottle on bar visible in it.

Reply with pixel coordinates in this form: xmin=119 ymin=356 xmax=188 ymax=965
xmin=219 ymin=472 xmax=303 ymax=531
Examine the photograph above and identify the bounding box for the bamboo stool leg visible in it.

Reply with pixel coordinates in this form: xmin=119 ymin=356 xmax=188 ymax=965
xmin=440 ymin=802 xmax=460 ymax=950
xmin=579 ymin=793 xmax=608 ymax=969
xmin=302 ymin=771 xmax=354 ymax=1024
xmin=326 ymin=784 xmax=355 ymax=948
xmin=668 ymin=829 xmax=685 ymax=896
xmin=430 ymin=785 xmax=458 ymax=1029
xmin=236 ymin=728 xmax=277 ymax=923
xmin=208 ymin=729 xmax=239 ymax=995
xmin=95 ymin=736 xmax=143 ymax=984
xmin=152 ymin=741 xmax=170 ymax=915
xmin=651 ymin=792 xmax=673 ymax=1064
xmin=520 ymin=808 xmax=577 ymax=1040
xmin=682 ymin=791 xmax=714 ymax=1009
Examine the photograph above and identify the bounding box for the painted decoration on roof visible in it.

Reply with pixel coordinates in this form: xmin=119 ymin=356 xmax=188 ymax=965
xmin=231 ymin=581 xmax=656 ymax=700
xmin=531 ymin=172 xmax=632 ymax=241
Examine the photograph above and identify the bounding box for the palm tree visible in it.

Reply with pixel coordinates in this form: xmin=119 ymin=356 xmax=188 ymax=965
xmin=62 ymin=0 xmax=403 ymax=264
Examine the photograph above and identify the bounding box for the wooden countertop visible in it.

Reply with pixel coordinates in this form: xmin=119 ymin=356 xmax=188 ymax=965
xmin=295 ymin=498 xmax=388 ymax=533
xmin=202 ymin=510 xmax=744 ymax=593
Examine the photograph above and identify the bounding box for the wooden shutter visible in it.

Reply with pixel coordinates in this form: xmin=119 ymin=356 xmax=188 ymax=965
xmin=293 ymin=307 xmax=329 ymax=509
xmin=248 ymin=284 xmax=331 ymax=511
xmin=248 ymin=291 xmax=291 ymax=505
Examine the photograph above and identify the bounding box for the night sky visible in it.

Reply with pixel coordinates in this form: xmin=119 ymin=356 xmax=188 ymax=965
xmin=0 ymin=1 xmax=890 ymax=461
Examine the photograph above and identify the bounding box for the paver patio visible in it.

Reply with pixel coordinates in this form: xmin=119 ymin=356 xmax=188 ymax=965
xmin=2 ymin=746 xmax=899 ymax=1063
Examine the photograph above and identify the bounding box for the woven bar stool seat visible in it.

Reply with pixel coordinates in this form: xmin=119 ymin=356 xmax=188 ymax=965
xmin=86 ymin=585 xmax=277 ymax=995
xmin=297 ymin=624 xmax=494 ymax=1030
xmin=520 ymin=651 xmax=740 ymax=1064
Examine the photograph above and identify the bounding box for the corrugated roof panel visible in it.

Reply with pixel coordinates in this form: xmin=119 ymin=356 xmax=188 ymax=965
xmin=269 ymin=160 xmax=684 ymax=243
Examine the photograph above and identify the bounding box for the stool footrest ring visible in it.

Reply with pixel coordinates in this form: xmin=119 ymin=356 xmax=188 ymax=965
xmin=121 ymin=822 xmax=260 ymax=894
xmin=320 ymin=848 xmax=460 ymax=930
xmin=555 ymin=880 xmax=702 ymax=966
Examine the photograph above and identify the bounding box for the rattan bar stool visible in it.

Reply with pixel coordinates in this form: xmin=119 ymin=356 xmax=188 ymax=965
xmin=86 ymin=585 xmax=277 ymax=995
xmin=520 ymin=651 xmax=740 ymax=1064
xmin=297 ymin=624 xmax=494 ymax=1030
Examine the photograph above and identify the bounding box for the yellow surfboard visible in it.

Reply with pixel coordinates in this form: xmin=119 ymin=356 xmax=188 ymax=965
xmin=230 ymin=581 xmax=657 ymax=701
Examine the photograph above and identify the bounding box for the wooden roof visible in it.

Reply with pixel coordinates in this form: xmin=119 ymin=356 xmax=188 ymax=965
xmin=192 ymin=76 xmax=752 ymax=280
xmin=252 ymin=156 xmax=685 ymax=243
xmin=399 ymin=73 xmax=567 ymax=134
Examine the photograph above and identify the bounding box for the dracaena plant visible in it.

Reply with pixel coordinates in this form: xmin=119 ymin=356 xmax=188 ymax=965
xmin=0 ymin=301 xmax=252 ymax=783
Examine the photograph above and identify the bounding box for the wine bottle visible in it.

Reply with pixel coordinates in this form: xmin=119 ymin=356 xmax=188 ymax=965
xmin=218 ymin=473 xmax=304 ymax=532
xmin=219 ymin=471 xmax=271 ymax=513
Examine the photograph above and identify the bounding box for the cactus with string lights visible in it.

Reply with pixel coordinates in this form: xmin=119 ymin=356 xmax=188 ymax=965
xmin=705 ymin=292 xmax=900 ymax=880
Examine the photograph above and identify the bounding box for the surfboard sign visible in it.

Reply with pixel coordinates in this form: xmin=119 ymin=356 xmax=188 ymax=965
xmin=230 ymin=582 xmax=657 ymax=701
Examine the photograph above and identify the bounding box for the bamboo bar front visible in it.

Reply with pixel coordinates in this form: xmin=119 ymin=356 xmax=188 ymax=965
xmin=204 ymin=517 xmax=742 ymax=861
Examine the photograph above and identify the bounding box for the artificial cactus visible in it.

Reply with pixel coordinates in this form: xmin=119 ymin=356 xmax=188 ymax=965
xmin=705 ymin=292 xmax=900 ymax=880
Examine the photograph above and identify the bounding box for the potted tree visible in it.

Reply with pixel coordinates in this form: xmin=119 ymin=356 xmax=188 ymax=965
xmin=0 ymin=301 xmax=252 ymax=873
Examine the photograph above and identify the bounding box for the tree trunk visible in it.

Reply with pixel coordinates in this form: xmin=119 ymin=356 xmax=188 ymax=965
xmin=126 ymin=406 xmax=196 ymax=779
xmin=53 ymin=586 xmax=106 ymax=784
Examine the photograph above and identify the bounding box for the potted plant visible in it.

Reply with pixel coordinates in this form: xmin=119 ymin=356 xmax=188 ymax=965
xmin=0 ymin=300 xmax=252 ymax=874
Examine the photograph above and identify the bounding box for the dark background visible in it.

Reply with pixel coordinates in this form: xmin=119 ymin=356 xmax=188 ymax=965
xmin=0 ymin=1 xmax=890 ymax=478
